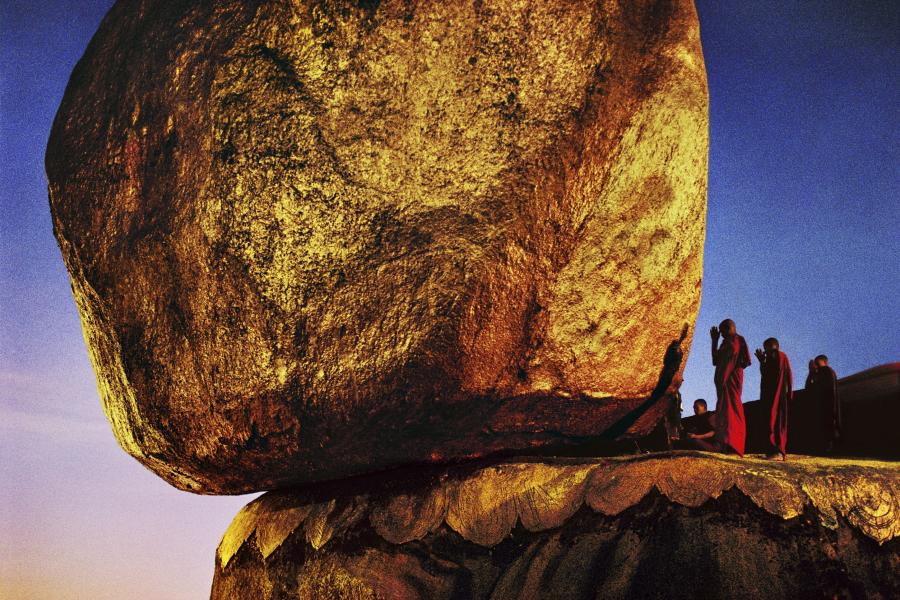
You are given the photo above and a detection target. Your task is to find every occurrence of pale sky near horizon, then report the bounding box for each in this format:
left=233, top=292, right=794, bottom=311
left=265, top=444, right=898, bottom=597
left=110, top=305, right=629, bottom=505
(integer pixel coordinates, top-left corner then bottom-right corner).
left=1, top=1, right=898, bottom=599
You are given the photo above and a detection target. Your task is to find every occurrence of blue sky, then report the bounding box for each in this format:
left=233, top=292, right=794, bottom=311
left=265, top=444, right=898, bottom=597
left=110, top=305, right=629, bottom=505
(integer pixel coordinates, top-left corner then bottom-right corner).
left=680, top=1, right=899, bottom=405
left=1, top=1, right=898, bottom=598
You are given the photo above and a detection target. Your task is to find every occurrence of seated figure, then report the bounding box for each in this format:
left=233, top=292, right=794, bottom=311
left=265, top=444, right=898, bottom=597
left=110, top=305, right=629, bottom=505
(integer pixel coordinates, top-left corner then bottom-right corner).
left=683, top=399, right=719, bottom=452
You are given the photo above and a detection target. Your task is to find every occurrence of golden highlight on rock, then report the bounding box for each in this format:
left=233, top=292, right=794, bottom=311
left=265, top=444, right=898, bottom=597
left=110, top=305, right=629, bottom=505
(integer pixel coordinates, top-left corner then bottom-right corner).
left=47, top=0, right=708, bottom=493
left=212, top=454, right=900, bottom=599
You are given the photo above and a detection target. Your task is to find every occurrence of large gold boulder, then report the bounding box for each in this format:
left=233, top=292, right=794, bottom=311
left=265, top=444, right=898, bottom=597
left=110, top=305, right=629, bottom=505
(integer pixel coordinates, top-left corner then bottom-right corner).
left=47, top=0, right=708, bottom=493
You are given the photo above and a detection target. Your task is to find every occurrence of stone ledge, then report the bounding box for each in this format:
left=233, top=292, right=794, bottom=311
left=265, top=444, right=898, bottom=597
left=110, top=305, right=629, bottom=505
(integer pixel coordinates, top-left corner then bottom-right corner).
left=217, top=452, right=900, bottom=569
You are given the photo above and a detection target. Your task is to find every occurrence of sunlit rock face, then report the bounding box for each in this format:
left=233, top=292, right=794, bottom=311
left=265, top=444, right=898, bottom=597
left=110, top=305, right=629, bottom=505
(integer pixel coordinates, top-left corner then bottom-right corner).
left=47, top=0, right=708, bottom=493
left=211, top=454, right=900, bottom=599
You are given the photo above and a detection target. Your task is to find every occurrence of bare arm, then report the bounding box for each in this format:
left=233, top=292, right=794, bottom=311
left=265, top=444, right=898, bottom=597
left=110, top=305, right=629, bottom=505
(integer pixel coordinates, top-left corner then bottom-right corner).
left=710, top=326, right=720, bottom=365
left=755, top=348, right=766, bottom=373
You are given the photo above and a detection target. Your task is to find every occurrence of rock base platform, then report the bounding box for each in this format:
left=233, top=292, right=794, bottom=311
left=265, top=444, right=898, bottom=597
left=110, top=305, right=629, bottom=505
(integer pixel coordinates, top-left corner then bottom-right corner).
left=212, top=452, right=899, bottom=599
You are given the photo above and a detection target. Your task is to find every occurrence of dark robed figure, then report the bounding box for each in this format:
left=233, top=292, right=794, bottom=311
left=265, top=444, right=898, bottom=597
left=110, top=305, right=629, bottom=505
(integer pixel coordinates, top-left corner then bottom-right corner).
left=710, top=319, right=751, bottom=455
left=756, top=338, right=792, bottom=459
left=806, top=355, right=841, bottom=453
left=684, top=398, right=718, bottom=451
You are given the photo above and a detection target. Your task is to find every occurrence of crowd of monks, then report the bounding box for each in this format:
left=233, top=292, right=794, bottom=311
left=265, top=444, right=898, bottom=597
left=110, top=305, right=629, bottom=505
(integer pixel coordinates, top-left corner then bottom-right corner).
left=676, top=318, right=841, bottom=460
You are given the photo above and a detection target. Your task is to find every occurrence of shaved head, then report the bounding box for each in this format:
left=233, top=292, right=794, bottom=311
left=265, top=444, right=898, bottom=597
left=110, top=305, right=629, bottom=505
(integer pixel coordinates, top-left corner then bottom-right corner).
left=719, top=319, right=736, bottom=336
left=764, top=337, right=779, bottom=351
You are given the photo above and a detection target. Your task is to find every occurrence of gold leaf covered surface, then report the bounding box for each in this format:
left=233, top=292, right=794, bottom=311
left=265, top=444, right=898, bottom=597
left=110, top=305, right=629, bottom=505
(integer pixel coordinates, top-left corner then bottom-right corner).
left=217, top=453, right=900, bottom=568
left=47, top=0, right=708, bottom=493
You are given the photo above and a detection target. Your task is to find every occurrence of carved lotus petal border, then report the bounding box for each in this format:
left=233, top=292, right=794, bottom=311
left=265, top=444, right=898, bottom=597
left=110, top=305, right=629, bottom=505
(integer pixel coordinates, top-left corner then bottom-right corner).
left=217, top=453, right=900, bottom=568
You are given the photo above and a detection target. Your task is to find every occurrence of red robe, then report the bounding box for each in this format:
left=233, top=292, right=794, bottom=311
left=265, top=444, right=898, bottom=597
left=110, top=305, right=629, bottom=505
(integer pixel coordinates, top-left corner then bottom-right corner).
left=760, top=350, right=792, bottom=455
left=713, top=334, right=751, bottom=455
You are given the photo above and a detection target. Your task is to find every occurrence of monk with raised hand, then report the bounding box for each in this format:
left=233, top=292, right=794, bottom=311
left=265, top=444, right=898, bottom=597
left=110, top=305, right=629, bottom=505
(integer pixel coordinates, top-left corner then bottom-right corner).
left=755, top=338, right=792, bottom=460
left=805, top=359, right=817, bottom=389
left=710, top=319, right=751, bottom=456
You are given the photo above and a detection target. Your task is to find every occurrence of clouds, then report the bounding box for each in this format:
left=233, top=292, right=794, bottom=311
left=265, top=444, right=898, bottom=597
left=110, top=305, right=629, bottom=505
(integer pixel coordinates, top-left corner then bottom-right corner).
left=0, top=405, right=108, bottom=441
left=0, top=369, right=108, bottom=443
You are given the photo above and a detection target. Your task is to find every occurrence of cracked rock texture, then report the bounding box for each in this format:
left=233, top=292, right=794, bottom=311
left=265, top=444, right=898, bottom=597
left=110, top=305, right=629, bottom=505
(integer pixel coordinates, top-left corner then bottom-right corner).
left=212, top=453, right=900, bottom=599
left=47, top=0, right=708, bottom=493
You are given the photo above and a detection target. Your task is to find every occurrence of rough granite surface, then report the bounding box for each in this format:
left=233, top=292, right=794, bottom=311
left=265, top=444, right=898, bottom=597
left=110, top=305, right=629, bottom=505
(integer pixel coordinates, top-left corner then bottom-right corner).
left=47, top=0, right=708, bottom=493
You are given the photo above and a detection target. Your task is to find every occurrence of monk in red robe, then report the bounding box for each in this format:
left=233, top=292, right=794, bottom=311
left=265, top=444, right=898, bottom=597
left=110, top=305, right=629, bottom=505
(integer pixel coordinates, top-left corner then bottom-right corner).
left=755, top=337, right=792, bottom=460
left=807, top=354, right=841, bottom=453
left=684, top=398, right=719, bottom=451
left=710, top=319, right=751, bottom=455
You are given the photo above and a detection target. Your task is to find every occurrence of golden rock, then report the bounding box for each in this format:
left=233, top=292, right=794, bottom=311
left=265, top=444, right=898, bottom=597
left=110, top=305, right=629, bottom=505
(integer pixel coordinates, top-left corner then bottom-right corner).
left=47, top=0, right=708, bottom=493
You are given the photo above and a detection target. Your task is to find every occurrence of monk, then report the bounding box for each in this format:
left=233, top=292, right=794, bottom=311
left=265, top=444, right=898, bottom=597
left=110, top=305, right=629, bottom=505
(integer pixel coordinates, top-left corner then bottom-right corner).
left=807, top=354, right=841, bottom=453
left=755, top=338, right=792, bottom=460
left=710, top=319, right=751, bottom=455
left=684, top=398, right=718, bottom=451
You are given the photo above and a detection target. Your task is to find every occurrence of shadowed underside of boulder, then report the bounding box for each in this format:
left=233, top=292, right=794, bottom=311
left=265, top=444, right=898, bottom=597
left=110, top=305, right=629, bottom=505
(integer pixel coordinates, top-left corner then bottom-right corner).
left=47, top=0, right=708, bottom=493
left=211, top=453, right=900, bottom=599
